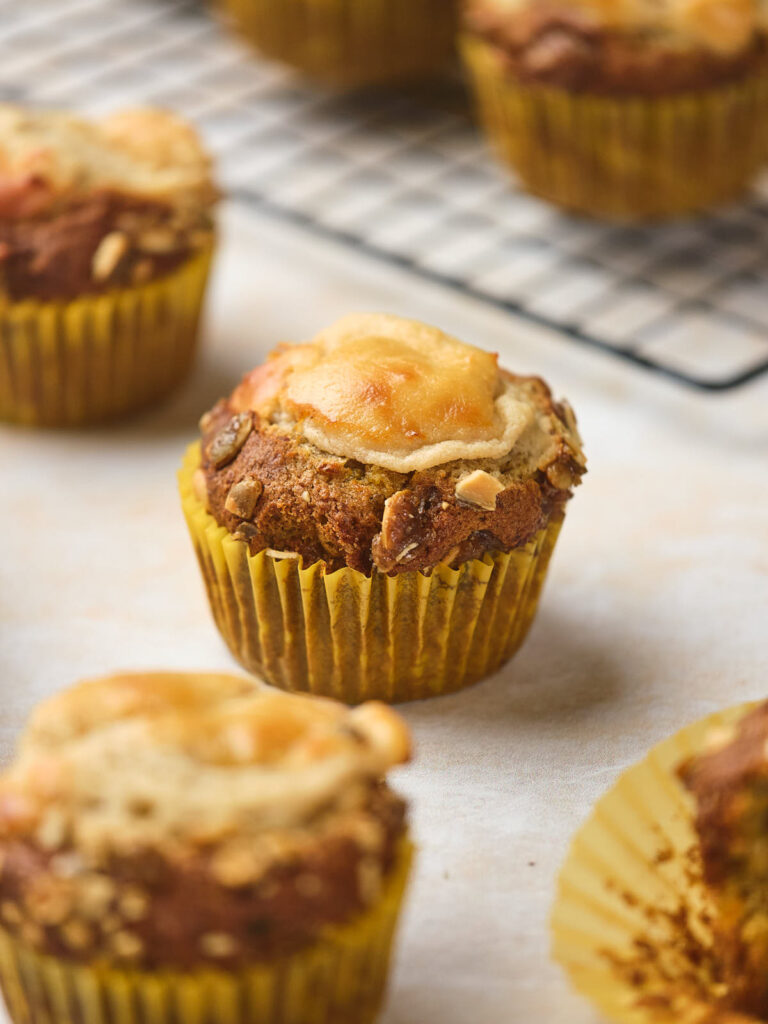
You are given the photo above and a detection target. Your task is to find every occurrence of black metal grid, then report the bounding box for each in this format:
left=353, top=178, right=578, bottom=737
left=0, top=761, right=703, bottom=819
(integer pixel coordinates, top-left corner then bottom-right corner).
left=2, top=0, right=768, bottom=391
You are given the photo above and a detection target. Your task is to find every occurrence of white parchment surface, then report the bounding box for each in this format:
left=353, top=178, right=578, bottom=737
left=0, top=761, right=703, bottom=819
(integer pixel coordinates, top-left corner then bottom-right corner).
left=1, top=203, right=767, bottom=1024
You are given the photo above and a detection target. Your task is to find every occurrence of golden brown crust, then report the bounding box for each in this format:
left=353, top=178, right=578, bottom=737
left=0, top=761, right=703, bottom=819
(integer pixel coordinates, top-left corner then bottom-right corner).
left=464, top=0, right=768, bottom=94
left=229, top=314, right=545, bottom=474
left=0, top=106, right=216, bottom=217
left=199, top=370, right=584, bottom=575
left=0, top=673, right=410, bottom=968
left=1, top=673, right=410, bottom=846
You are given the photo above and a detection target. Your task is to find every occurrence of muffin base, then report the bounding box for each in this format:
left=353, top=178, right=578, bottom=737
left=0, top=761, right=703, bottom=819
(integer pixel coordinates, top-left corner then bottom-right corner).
left=461, top=33, right=768, bottom=221
left=180, top=443, right=564, bottom=703
left=220, top=0, right=456, bottom=88
left=551, top=703, right=760, bottom=1023
left=0, top=245, right=213, bottom=427
left=0, top=840, right=412, bottom=1024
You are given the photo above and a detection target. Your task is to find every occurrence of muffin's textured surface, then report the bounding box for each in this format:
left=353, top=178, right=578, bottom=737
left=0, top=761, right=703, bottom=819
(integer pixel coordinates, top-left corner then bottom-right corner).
left=0, top=105, right=216, bottom=300
left=0, top=672, right=409, bottom=969
left=465, top=0, right=768, bottom=93
left=198, top=314, right=585, bottom=576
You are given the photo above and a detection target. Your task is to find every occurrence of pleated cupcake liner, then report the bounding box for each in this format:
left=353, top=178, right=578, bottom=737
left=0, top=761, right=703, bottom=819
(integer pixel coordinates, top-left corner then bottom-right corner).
left=461, top=34, right=768, bottom=221
left=0, top=245, right=213, bottom=428
left=551, top=703, right=762, bottom=1024
left=0, top=840, right=412, bottom=1024
left=220, top=0, right=457, bottom=88
left=179, top=442, right=564, bottom=703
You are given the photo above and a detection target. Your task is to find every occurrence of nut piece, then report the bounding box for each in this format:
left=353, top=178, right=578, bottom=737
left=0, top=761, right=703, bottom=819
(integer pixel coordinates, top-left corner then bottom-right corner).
left=546, top=462, right=575, bottom=491
left=138, top=228, right=178, bottom=254
left=210, top=841, right=259, bottom=888
left=92, top=232, right=128, bottom=282
left=455, top=471, right=504, bottom=511
left=395, top=542, right=419, bottom=563
left=79, top=875, right=116, bottom=920
left=119, top=886, right=149, bottom=922
left=201, top=932, right=239, bottom=958
left=111, top=930, right=144, bottom=961
left=224, top=477, right=263, bottom=519
left=207, top=414, right=252, bottom=469
left=60, top=919, right=93, bottom=951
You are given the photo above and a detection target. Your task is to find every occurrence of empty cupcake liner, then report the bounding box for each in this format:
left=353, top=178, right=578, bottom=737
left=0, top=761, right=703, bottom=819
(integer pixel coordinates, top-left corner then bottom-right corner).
left=461, top=34, right=768, bottom=221
left=551, top=702, right=762, bottom=1024
left=220, top=0, right=456, bottom=88
left=0, top=245, right=213, bottom=427
left=179, top=442, right=564, bottom=703
left=0, top=840, right=412, bottom=1024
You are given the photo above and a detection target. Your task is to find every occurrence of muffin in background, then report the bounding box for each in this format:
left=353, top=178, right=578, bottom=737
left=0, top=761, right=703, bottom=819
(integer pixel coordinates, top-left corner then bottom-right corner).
left=0, top=105, right=217, bottom=427
left=220, top=0, right=457, bottom=88
left=680, top=702, right=768, bottom=1017
left=460, top=0, right=768, bottom=220
left=0, top=671, right=412, bottom=1024
left=180, top=313, right=585, bottom=703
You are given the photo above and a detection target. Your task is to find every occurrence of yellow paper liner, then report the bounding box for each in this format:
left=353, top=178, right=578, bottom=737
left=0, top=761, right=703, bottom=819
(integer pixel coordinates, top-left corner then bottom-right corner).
left=461, top=34, right=768, bottom=221
left=551, top=702, right=765, bottom=1024
left=0, top=245, right=213, bottom=427
left=179, top=442, right=564, bottom=703
left=0, top=840, right=412, bottom=1024
left=220, top=0, right=456, bottom=88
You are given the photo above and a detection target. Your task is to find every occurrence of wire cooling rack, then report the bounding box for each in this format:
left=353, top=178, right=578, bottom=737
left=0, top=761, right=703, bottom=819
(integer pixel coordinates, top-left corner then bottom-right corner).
left=1, top=0, right=768, bottom=391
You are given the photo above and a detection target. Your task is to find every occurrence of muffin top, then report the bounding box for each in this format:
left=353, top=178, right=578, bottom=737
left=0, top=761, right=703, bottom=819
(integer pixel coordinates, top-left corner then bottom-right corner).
left=230, top=313, right=549, bottom=474
left=0, top=671, right=409, bottom=853
left=464, top=0, right=768, bottom=92
left=0, top=673, right=410, bottom=967
left=197, top=314, right=585, bottom=575
left=0, top=105, right=216, bottom=218
left=0, top=106, right=216, bottom=300
left=679, top=703, right=768, bottom=887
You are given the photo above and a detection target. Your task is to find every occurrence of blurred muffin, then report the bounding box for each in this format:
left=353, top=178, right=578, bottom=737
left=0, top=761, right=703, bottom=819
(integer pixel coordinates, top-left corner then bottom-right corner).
left=0, top=671, right=412, bottom=1024
left=179, top=313, right=585, bottom=702
left=220, top=0, right=457, bottom=88
left=551, top=701, right=768, bottom=1023
left=460, top=0, right=768, bottom=219
left=680, top=702, right=768, bottom=1017
left=0, top=105, right=217, bottom=427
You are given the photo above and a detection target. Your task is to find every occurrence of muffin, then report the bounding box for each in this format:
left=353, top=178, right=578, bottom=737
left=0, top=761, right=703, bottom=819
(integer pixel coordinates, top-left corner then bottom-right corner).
left=680, top=703, right=768, bottom=1017
left=460, top=0, right=768, bottom=220
left=220, top=0, right=457, bottom=88
left=179, top=313, right=586, bottom=703
left=0, top=105, right=217, bottom=427
left=0, top=671, right=412, bottom=1024
left=551, top=701, right=768, bottom=1024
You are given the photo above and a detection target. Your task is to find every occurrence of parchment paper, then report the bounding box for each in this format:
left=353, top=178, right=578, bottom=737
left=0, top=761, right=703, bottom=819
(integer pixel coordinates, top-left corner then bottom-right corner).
left=1, top=203, right=766, bottom=1024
